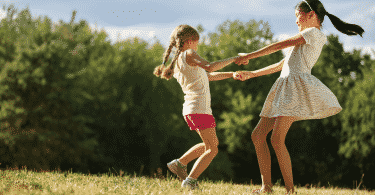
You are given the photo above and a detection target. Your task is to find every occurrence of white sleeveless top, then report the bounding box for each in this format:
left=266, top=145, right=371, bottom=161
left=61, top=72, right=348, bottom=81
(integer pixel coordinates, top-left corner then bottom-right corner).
left=173, top=50, right=212, bottom=116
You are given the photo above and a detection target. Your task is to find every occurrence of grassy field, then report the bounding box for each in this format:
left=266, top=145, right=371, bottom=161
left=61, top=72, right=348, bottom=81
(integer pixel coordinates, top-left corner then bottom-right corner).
left=0, top=166, right=373, bottom=195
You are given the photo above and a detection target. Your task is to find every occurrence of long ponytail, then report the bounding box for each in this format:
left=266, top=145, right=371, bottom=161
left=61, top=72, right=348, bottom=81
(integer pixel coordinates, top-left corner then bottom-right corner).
left=325, top=12, right=364, bottom=37
left=296, top=0, right=364, bottom=37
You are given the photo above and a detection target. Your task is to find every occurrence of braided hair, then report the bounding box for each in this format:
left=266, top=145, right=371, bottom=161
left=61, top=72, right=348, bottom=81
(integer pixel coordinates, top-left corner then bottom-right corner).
left=154, top=25, right=200, bottom=80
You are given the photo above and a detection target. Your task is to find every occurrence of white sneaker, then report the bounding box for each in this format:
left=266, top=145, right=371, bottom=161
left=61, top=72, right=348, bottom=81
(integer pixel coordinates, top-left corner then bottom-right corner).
left=167, top=159, right=188, bottom=180
left=252, top=189, right=274, bottom=194
left=181, top=177, right=199, bottom=190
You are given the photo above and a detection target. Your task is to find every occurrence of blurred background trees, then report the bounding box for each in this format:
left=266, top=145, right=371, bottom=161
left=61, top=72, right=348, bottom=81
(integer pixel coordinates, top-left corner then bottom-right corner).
left=0, top=4, right=374, bottom=190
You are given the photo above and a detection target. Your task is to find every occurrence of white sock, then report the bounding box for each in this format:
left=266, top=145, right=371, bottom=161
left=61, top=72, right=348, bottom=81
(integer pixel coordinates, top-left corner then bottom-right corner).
left=185, top=177, right=196, bottom=181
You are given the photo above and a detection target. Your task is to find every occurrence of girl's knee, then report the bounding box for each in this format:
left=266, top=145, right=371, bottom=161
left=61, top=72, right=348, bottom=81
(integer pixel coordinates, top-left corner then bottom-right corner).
left=204, top=142, right=218, bottom=154
left=205, top=142, right=219, bottom=153
left=251, top=131, right=258, bottom=142
left=214, top=139, right=219, bottom=148
left=251, top=130, right=266, bottom=143
left=210, top=146, right=219, bottom=155
left=208, top=137, right=219, bottom=150
left=270, top=134, right=284, bottom=148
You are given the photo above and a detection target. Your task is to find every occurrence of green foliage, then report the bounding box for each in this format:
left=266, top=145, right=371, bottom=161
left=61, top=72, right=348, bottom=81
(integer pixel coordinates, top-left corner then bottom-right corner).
left=339, top=58, right=375, bottom=159
left=218, top=89, right=262, bottom=153
left=196, top=24, right=205, bottom=34
left=0, top=5, right=99, bottom=171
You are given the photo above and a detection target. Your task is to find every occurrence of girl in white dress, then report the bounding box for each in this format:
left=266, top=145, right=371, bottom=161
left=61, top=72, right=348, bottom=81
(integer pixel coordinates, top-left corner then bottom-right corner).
left=234, top=0, right=364, bottom=194
left=154, top=25, right=242, bottom=190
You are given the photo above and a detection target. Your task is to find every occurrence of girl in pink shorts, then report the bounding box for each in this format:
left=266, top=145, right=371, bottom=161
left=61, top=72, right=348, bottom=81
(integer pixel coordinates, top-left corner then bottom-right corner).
left=154, top=24, right=242, bottom=190
left=184, top=114, right=216, bottom=131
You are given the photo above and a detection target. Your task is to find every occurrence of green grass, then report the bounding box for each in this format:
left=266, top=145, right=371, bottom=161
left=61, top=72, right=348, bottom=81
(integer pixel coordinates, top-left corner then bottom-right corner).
left=0, top=166, right=373, bottom=195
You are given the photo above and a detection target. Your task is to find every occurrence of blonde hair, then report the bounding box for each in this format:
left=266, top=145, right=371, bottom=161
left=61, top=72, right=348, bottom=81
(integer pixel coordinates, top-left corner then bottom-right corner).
left=153, top=25, right=200, bottom=80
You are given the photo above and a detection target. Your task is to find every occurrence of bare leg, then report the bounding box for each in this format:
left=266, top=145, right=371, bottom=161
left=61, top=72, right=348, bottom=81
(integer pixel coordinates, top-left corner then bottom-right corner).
left=178, top=143, right=206, bottom=166
left=187, top=127, right=219, bottom=179
left=251, top=117, right=276, bottom=192
left=271, top=116, right=295, bottom=194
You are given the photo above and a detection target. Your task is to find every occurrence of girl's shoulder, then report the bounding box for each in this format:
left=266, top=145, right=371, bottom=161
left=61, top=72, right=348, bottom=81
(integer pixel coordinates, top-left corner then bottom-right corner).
left=310, top=27, right=326, bottom=37
left=302, top=27, right=323, bottom=35
left=185, top=49, right=199, bottom=67
left=177, top=50, right=194, bottom=69
left=301, top=27, right=327, bottom=45
left=314, top=28, right=327, bottom=44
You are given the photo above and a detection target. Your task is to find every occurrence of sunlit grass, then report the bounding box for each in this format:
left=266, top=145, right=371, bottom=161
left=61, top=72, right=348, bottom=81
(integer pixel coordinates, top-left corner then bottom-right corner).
left=0, top=166, right=373, bottom=194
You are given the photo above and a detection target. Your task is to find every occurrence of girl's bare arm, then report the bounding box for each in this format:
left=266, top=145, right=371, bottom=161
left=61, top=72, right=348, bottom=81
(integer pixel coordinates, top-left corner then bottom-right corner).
left=252, top=59, right=285, bottom=77
left=206, top=72, right=234, bottom=81
left=238, top=33, right=306, bottom=62
left=185, top=49, right=241, bottom=72
left=238, top=59, right=285, bottom=80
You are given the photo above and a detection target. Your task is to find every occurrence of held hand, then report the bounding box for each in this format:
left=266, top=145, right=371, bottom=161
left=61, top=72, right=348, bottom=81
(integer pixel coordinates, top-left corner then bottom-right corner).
left=234, top=56, right=249, bottom=66
left=243, top=71, right=255, bottom=80
left=233, top=72, right=242, bottom=80
left=233, top=71, right=254, bottom=81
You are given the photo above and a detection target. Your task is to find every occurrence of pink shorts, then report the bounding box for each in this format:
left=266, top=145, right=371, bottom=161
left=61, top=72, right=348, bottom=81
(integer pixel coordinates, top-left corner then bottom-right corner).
left=184, top=114, right=216, bottom=131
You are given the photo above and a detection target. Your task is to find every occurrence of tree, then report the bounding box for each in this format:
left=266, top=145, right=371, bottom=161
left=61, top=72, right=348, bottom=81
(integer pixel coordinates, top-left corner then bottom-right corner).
left=0, top=6, right=102, bottom=172
left=338, top=52, right=375, bottom=188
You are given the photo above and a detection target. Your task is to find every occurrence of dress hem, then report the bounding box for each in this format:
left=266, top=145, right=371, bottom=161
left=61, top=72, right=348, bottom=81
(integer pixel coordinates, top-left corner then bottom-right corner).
left=260, top=107, right=342, bottom=121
